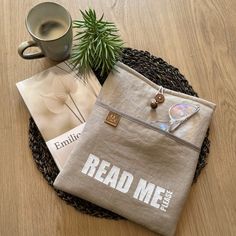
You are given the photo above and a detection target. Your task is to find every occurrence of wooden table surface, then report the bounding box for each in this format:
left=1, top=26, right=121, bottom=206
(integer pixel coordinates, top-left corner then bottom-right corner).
left=1, top=0, right=235, bottom=235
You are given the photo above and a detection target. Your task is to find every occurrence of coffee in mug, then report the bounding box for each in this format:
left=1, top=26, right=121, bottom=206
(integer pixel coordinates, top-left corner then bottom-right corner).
left=18, top=2, right=73, bottom=61
left=35, top=20, right=68, bottom=40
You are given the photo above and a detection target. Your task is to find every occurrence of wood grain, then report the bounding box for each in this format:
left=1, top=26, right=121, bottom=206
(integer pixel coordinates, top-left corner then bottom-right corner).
left=0, top=0, right=235, bottom=235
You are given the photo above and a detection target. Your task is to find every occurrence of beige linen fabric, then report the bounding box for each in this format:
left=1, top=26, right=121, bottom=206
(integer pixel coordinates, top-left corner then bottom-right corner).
left=54, top=62, right=216, bottom=236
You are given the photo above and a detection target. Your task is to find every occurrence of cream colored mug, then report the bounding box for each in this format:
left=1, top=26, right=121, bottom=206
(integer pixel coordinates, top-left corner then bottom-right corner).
left=18, top=2, right=72, bottom=61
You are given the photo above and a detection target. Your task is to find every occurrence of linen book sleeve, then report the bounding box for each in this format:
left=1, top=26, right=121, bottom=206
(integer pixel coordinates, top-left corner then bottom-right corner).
left=54, top=62, right=216, bottom=236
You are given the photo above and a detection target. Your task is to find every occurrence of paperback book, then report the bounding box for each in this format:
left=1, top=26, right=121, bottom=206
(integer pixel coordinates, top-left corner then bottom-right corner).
left=16, top=61, right=101, bottom=170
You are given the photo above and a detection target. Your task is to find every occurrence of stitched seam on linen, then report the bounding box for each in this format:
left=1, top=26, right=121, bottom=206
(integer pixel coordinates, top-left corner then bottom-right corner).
left=96, top=100, right=200, bottom=152
left=116, top=62, right=216, bottom=110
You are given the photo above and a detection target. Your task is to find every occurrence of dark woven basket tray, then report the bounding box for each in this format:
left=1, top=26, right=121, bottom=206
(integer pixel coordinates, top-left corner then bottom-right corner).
left=29, top=47, right=210, bottom=220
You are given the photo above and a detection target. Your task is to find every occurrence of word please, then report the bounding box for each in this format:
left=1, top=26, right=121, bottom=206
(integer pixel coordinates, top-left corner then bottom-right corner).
left=81, top=154, right=173, bottom=212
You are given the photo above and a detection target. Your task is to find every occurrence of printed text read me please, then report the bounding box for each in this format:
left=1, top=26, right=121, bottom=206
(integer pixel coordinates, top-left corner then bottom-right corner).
left=81, top=154, right=173, bottom=212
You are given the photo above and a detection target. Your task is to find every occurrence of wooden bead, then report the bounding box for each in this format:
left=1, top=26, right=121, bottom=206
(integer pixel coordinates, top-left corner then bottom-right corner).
left=150, top=99, right=158, bottom=109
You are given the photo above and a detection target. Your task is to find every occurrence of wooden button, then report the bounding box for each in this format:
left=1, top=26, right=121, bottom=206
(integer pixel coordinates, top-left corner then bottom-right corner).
left=155, top=94, right=165, bottom=103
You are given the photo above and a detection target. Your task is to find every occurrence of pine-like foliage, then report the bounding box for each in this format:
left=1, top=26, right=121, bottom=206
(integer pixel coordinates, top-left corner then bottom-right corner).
left=71, top=9, right=124, bottom=76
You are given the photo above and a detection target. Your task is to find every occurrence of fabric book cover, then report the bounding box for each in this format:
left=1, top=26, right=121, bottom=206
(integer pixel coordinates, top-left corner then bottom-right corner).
left=16, top=61, right=101, bottom=170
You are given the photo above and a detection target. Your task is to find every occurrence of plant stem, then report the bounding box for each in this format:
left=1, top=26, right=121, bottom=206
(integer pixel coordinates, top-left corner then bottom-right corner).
left=65, top=103, right=83, bottom=123
left=69, top=93, right=86, bottom=122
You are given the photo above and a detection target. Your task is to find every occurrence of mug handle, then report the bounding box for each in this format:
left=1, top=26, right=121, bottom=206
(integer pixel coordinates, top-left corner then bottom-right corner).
left=18, top=40, right=45, bottom=59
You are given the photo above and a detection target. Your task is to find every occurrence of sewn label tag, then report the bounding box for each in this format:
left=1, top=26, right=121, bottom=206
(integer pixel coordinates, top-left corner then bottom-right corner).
left=105, top=111, right=121, bottom=127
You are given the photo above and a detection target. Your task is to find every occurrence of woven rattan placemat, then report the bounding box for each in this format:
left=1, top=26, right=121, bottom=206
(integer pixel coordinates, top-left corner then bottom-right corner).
left=29, top=47, right=210, bottom=220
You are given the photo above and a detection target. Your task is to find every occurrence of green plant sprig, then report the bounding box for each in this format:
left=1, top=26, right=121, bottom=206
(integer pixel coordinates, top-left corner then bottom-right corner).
left=70, top=9, right=124, bottom=77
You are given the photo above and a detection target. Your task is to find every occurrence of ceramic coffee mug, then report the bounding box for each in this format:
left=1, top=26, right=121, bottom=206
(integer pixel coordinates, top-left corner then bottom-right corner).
left=18, top=2, right=72, bottom=61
